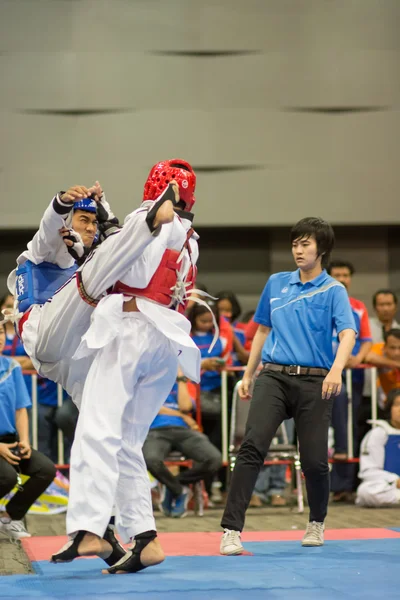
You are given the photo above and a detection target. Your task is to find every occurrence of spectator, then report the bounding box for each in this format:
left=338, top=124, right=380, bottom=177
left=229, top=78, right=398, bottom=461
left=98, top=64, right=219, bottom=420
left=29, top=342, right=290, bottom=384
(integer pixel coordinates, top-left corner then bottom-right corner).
left=143, top=376, right=221, bottom=518
left=370, top=290, right=399, bottom=341
left=0, top=322, right=56, bottom=539
left=0, top=293, right=74, bottom=462
left=360, top=290, right=400, bottom=438
left=185, top=282, right=209, bottom=313
left=356, top=389, right=400, bottom=507
left=327, top=261, right=372, bottom=501
left=188, top=302, right=232, bottom=500
left=216, top=291, right=249, bottom=366
left=365, top=329, right=400, bottom=398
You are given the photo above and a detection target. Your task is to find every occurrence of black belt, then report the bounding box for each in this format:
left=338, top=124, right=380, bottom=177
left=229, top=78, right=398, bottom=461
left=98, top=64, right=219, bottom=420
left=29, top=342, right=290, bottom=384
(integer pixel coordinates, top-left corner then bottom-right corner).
left=262, top=363, right=329, bottom=377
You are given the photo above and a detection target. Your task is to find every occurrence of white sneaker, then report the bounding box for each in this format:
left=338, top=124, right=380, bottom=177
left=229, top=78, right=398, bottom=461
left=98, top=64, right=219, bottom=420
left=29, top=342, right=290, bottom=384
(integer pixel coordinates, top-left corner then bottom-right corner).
left=0, top=518, right=31, bottom=539
left=301, top=521, right=324, bottom=547
left=220, top=529, right=244, bottom=555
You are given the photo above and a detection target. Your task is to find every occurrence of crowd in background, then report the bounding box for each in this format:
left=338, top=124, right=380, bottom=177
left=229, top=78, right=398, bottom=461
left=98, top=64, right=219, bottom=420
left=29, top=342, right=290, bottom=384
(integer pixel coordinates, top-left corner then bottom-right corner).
left=1, top=259, right=400, bottom=535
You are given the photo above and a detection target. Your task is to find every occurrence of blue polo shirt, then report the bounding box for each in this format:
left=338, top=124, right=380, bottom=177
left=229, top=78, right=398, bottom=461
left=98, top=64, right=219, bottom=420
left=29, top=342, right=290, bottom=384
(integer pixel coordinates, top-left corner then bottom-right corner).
left=0, top=356, right=32, bottom=436
left=254, top=269, right=357, bottom=370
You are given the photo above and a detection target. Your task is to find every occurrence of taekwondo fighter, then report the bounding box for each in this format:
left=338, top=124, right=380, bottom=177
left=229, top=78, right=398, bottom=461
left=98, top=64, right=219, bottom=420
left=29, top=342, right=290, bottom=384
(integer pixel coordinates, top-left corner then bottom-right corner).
left=51, top=160, right=203, bottom=575
left=6, top=179, right=181, bottom=566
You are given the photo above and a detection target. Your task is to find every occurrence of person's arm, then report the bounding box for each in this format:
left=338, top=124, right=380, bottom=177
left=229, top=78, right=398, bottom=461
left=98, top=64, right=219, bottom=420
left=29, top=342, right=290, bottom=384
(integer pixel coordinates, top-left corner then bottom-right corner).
left=12, top=356, right=35, bottom=370
left=365, top=350, right=400, bottom=370
left=347, top=340, right=373, bottom=368
left=176, top=378, right=194, bottom=413
left=233, top=332, right=250, bottom=365
left=324, top=286, right=357, bottom=399
left=240, top=325, right=271, bottom=399
left=239, top=279, right=273, bottom=399
left=323, top=328, right=356, bottom=399
left=21, top=186, right=93, bottom=268
left=347, top=305, right=373, bottom=368
left=11, top=360, right=32, bottom=458
left=15, top=408, right=31, bottom=459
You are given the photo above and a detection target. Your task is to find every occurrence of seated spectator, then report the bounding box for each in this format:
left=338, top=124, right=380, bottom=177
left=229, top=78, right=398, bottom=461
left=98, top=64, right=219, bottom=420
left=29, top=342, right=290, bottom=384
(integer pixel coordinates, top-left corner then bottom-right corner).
left=0, top=322, right=56, bottom=539
left=370, top=290, right=399, bottom=341
left=365, top=329, right=400, bottom=399
left=1, top=293, right=74, bottom=462
left=356, top=389, right=400, bottom=507
left=143, top=375, right=221, bottom=518
left=188, top=302, right=233, bottom=500
left=216, top=290, right=249, bottom=366
left=360, top=290, right=400, bottom=442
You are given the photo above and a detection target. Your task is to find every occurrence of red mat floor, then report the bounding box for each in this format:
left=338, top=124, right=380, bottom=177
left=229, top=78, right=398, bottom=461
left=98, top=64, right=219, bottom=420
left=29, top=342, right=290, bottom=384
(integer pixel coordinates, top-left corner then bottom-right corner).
left=22, top=528, right=400, bottom=562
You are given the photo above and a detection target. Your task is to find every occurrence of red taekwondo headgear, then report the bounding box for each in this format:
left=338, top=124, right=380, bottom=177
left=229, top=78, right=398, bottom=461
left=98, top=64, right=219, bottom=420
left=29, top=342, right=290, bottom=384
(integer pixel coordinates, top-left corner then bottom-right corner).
left=143, top=159, right=196, bottom=211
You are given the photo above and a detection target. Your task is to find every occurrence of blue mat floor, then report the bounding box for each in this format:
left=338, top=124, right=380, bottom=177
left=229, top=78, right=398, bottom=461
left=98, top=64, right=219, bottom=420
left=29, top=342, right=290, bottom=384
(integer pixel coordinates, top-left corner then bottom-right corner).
left=1, top=539, right=398, bottom=600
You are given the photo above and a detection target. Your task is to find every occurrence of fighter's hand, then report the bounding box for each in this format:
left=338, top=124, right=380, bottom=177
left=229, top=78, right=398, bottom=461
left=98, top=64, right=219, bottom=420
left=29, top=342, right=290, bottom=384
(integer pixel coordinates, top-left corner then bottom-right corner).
left=86, top=180, right=103, bottom=203
left=238, top=375, right=253, bottom=401
left=170, top=179, right=180, bottom=204
left=60, top=227, right=85, bottom=259
left=60, top=186, right=91, bottom=204
left=322, top=367, right=342, bottom=399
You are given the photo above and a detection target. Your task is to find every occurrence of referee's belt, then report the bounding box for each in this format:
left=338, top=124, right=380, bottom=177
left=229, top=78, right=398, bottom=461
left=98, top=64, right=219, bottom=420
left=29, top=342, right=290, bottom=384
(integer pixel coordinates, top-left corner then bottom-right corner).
left=262, top=363, right=329, bottom=377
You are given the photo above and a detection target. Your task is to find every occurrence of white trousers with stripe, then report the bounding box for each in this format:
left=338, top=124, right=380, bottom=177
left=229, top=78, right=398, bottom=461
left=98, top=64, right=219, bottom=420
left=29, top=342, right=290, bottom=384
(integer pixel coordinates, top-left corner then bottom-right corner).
left=66, top=312, right=178, bottom=542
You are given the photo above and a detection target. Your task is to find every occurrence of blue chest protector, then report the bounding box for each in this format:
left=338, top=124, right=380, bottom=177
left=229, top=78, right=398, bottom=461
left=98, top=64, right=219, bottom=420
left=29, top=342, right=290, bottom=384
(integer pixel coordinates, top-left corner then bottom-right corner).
left=383, top=434, right=400, bottom=477
left=16, top=260, right=77, bottom=313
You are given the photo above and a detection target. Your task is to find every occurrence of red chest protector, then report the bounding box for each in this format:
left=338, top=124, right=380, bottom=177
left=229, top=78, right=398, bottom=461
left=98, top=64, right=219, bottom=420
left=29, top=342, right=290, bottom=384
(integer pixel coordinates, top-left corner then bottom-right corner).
left=113, top=227, right=197, bottom=312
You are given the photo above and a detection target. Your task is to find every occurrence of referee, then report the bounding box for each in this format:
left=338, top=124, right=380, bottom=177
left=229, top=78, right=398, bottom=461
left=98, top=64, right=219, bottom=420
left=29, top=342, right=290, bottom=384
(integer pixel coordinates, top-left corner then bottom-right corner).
left=220, top=217, right=357, bottom=554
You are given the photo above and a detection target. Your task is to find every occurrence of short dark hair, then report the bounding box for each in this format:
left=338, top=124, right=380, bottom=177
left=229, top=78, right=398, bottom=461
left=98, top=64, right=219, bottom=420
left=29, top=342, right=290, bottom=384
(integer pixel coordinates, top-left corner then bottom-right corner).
left=327, top=260, right=355, bottom=276
left=384, top=328, right=400, bottom=343
left=187, top=301, right=219, bottom=332
left=384, top=388, right=400, bottom=421
left=372, top=289, right=398, bottom=308
left=290, top=217, right=335, bottom=268
left=215, top=290, right=242, bottom=323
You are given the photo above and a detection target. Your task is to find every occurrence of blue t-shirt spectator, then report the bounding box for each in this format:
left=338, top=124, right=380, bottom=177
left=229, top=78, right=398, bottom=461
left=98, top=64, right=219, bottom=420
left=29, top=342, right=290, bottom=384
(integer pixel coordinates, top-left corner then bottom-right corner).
left=150, top=383, right=194, bottom=429
left=3, top=333, right=59, bottom=406
left=0, top=355, right=32, bottom=436
left=191, top=333, right=224, bottom=391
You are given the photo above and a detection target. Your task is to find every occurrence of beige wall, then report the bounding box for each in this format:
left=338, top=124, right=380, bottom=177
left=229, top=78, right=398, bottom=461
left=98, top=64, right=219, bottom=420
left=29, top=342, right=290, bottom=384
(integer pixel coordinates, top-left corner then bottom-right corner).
left=1, top=0, right=400, bottom=227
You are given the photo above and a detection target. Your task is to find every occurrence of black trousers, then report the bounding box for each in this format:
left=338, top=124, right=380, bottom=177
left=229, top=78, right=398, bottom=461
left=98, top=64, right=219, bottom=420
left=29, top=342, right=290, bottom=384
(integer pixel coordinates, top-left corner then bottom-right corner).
left=0, top=435, right=56, bottom=521
left=221, top=370, right=333, bottom=532
left=143, top=427, right=222, bottom=497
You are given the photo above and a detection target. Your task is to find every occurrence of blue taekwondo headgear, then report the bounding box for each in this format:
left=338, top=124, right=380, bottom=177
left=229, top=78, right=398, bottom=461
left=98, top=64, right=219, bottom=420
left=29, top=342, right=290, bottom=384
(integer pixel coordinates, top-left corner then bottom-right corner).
left=73, top=197, right=99, bottom=243
left=73, top=197, right=97, bottom=213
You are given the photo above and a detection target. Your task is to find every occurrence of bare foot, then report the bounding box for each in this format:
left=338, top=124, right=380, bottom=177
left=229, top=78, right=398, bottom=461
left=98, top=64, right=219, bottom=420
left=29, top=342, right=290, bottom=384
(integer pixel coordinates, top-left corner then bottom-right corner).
left=140, top=538, right=165, bottom=567
left=78, top=533, right=112, bottom=559
left=101, top=538, right=165, bottom=575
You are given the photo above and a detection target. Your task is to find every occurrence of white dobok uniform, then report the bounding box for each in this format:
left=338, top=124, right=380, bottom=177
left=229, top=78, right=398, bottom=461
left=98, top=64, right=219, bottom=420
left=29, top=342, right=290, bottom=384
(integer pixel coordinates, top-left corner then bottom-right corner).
left=7, top=198, right=175, bottom=408
left=66, top=208, right=200, bottom=542
left=356, top=420, right=400, bottom=507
